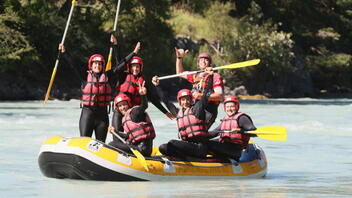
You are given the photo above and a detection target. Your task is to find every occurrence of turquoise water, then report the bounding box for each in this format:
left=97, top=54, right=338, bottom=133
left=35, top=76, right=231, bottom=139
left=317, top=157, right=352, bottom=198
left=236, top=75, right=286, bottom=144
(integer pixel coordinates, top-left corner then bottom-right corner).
left=1, top=99, right=352, bottom=197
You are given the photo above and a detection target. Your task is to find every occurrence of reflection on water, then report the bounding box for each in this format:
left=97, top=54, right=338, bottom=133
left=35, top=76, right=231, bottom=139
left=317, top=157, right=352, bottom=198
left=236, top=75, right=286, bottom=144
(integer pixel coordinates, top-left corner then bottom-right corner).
left=1, top=99, right=352, bottom=198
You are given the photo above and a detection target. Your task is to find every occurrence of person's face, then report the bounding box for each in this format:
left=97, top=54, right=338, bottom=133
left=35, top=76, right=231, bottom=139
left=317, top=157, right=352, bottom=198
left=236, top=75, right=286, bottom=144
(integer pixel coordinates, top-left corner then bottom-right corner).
left=91, top=61, right=103, bottom=73
left=180, top=96, right=191, bottom=109
left=225, top=102, right=238, bottom=117
left=131, top=63, right=141, bottom=76
left=117, top=101, right=130, bottom=115
left=198, top=58, right=210, bottom=70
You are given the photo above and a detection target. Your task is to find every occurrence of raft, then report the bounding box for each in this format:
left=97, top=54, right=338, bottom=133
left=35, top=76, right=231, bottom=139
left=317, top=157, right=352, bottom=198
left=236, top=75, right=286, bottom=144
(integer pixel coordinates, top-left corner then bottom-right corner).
left=38, top=136, right=267, bottom=181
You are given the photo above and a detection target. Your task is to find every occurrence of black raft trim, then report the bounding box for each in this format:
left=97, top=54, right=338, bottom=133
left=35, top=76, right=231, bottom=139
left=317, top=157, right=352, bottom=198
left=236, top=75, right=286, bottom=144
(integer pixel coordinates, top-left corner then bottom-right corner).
left=38, top=152, right=147, bottom=181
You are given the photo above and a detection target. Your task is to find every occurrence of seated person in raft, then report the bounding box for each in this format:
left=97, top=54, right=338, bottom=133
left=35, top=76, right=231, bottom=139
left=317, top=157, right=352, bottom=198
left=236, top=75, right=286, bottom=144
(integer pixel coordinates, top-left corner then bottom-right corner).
left=152, top=68, right=218, bottom=159
left=207, top=96, right=257, bottom=161
left=108, top=81, right=156, bottom=157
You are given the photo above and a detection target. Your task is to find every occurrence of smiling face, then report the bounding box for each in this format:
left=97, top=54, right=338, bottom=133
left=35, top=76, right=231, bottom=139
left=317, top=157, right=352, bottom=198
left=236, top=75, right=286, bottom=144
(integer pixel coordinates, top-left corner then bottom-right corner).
left=225, top=102, right=238, bottom=117
left=116, top=101, right=130, bottom=115
left=130, top=63, right=141, bottom=76
left=91, top=61, right=103, bottom=74
left=179, top=96, right=192, bottom=109
left=197, top=58, right=210, bottom=70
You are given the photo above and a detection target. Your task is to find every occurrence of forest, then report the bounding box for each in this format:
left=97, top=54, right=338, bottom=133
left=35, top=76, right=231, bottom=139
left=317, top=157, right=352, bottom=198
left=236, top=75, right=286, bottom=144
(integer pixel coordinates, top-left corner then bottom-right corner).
left=1, top=0, right=352, bottom=100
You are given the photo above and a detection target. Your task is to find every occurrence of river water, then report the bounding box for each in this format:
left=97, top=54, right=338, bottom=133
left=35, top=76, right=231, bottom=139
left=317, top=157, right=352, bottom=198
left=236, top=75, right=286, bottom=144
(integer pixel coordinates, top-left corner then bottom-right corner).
left=1, top=99, right=352, bottom=198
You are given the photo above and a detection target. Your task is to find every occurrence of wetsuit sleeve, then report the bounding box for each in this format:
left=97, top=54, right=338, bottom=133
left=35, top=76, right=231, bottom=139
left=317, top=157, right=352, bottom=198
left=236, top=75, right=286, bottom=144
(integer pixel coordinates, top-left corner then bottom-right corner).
left=238, top=114, right=256, bottom=132
left=130, top=95, right=148, bottom=122
left=154, top=85, right=179, bottom=114
left=112, top=52, right=135, bottom=73
left=193, top=74, right=214, bottom=120
left=210, top=124, right=221, bottom=132
left=146, top=82, right=169, bottom=114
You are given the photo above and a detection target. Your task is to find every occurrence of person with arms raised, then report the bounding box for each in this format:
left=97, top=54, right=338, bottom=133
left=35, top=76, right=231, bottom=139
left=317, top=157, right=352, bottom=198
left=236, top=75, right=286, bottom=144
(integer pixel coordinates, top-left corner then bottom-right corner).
left=58, top=36, right=139, bottom=142
left=111, top=48, right=177, bottom=135
left=175, top=49, right=224, bottom=128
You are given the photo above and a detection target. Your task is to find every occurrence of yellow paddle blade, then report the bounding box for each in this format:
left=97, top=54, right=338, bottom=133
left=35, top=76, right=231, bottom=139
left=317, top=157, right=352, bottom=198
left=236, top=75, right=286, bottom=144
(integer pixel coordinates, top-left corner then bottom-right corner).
left=105, top=54, right=112, bottom=71
left=219, top=59, right=261, bottom=70
left=44, top=65, right=58, bottom=104
left=251, top=126, right=287, bottom=141
left=132, top=149, right=149, bottom=171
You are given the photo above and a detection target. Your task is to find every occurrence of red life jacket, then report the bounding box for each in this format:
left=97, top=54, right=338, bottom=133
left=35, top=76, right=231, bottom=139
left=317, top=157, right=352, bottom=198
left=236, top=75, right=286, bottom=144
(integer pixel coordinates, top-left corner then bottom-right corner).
left=219, top=112, right=251, bottom=147
left=117, top=74, right=144, bottom=106
left=192, top=73, right=222, bottom=105
left=122, top=106, right=156, bottom=144
left=176, top=107, right=208, bottom=140
left=82, top=71, right=111, bottom=107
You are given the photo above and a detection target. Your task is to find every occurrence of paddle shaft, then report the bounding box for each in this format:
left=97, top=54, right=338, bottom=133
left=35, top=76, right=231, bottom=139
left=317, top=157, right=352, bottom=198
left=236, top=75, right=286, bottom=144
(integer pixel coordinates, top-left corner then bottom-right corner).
left=209, top=131, right=257, bottom=137
left=158, top=59, right=260, bottom=80
left=44, top=0, right=76, bottom=104
left=110, top=130, right=150, bottom=171
left=110, top=130, right=128, bottom=144
left=105, top=0, right=122, bottom=71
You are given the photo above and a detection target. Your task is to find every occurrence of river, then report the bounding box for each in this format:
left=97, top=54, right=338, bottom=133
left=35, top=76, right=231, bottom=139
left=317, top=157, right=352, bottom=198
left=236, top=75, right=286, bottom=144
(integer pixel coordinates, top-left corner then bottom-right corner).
left=1, top=99, right=351, bottom=197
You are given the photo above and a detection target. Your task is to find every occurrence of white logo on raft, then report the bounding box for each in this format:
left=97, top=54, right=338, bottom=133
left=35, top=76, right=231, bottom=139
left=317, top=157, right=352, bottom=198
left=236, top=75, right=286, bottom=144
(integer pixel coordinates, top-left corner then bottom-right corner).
left=87, top=140, right=103, bottom=152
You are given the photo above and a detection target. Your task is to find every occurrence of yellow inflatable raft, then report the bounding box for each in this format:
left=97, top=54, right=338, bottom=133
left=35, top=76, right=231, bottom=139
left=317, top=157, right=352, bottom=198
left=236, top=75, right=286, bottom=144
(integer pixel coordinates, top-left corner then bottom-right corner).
left=38, top=136, right=267, bottom=181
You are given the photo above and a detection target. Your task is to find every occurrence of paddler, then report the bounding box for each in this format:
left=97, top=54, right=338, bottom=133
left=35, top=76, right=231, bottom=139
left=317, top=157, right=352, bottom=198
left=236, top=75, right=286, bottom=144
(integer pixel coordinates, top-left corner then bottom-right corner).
left=108, top=81, right=155, bottom=157
left=175, top=49, right=224, bottom=128
left=152, top=68, right=217, bottom=159
left=207, top=96, right=257, bottom=161
left=58, top=35, right=128, bottom=142
left=111, top=46, right=177, bottom=136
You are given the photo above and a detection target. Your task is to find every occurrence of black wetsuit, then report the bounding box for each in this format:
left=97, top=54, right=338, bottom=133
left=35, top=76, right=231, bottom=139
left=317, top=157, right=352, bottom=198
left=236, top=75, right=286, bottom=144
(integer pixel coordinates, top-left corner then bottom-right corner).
left=109, top=95, right=153, bottom=156
left=157, top=75, right=215, bottom=159
left=207, top=114, right=256, bottom=161
left=62, top=46, right=121, bottom=142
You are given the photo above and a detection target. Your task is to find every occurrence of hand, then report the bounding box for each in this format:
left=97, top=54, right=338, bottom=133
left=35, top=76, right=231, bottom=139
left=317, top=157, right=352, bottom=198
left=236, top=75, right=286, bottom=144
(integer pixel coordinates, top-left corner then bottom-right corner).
left=108, top=126, right=116, bottom=133
left=110, top=35, right=117, bottom=45
left=58, top=43, right=65, bottom=53
left=133, top=42, right=141, bottom=54
left=138, top=80, right=147, bottom=95
left=165, top=112, right=176, bottom=120
left=192, top=91, right=203, bottom=100
left=175, top=47, right=189, bottom=58
left=152, top=76, right=160, bottom=86
left=199, top=67, right=213, bottom=77
left=204, top=67, right=214, bottom=75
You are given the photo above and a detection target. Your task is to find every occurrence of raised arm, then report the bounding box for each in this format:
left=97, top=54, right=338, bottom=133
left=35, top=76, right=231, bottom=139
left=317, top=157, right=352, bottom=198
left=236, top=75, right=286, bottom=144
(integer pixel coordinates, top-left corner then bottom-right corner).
left=193, top=71, right=214, bottom=120
left=112, top=42, right=141, bottom=73
left=175, top=48, right=189, bottom=78
left=58, top=43, right=83, bottom=82
left=151, top=76, right=179, bottom=116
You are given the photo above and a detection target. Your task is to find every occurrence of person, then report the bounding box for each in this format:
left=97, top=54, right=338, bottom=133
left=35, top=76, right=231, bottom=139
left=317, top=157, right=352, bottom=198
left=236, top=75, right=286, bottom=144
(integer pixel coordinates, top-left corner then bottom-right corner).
left=153, top=69, right=216, bottom=159
left=111, top=51, right=177, bottom=136
left=58, top=36, right=140, bottom=143
left=108, top=81, right=155, bottom=157
left=207, top=96, right=257, bottom=161
left=175, top=49, right=224, bottom=128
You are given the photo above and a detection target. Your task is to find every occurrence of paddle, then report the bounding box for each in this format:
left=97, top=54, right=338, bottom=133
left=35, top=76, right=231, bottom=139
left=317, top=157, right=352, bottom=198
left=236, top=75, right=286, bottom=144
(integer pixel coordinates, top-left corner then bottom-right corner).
left=44, top=0, right=77, bottom=104
left=105, top=0, right=122, bottom=71
left=157, top=59, right=260, bottom=80
left=110, top=130, right=149, bottom=171
left=210, top=126, right=287, bottom=141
